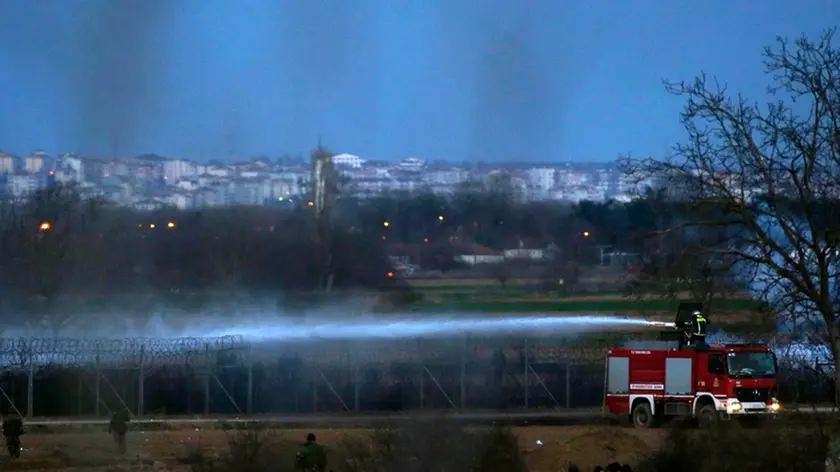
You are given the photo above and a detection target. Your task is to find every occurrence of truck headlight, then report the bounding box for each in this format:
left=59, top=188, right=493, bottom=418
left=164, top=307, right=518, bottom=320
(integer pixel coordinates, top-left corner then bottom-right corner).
left=769, top=399, right=782, bottom=411
left=729, top=401, right=742, bottom=412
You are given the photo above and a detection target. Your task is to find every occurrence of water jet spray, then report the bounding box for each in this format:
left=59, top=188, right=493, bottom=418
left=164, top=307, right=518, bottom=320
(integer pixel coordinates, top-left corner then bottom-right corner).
left=206, top=314, right=653, bottom=343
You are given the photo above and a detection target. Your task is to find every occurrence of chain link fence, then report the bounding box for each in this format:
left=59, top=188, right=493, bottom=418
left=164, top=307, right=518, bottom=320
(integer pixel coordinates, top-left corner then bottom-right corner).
left=0, top=335, right=833, bottom=417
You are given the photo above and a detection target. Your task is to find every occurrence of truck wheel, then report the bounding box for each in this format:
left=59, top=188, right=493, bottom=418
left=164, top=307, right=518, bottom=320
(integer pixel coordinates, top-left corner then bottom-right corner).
left=697, top=404, right=719, bottom=429
left=632, top=402, right=655, bottom=428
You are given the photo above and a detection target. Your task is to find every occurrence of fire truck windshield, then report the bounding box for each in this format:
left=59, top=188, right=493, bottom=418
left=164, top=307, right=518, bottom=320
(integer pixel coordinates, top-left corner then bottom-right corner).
left=726, top=351, right=777, bottom=378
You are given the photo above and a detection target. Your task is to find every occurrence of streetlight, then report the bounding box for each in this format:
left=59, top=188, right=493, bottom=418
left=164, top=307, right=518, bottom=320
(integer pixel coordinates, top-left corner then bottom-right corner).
left=583, top=231, right=590, bottom=237
left=383, top=221, right=390, bottom=227
left=167, top=222, right=176, bottom=229
left=149, top=223, right=156, bottom=229
left=39, top=222, right=51, bottom=232
left=438, top=215, right=444, bottom=221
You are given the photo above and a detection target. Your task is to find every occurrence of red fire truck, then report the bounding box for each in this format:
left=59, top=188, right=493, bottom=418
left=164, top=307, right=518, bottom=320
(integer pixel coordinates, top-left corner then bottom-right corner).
left=604, top=303, right=782, bottom=428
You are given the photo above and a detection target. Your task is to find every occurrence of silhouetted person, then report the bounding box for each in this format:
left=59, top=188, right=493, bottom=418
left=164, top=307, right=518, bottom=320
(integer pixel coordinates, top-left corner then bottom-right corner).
left=109, top=408, right=130, bottom=455
left=1, top=410, right=23, bottom=458
left=593, top=467, right=603, bottom=472
left=683, top=311, right=707, bottom=347
left=619, top=465, right=633, bottom=472
left=296, top=433, right=327, bottom=472
left=567, top=463, right=580, bottom=472
left=605, top=463, right=622, bottom=472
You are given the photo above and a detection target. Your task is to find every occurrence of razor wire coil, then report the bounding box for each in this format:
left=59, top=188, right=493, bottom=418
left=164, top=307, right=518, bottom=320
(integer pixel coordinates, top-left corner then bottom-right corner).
left=0, top=333, right=828, bottom=371
left=0, top=335, right=613, bottom=370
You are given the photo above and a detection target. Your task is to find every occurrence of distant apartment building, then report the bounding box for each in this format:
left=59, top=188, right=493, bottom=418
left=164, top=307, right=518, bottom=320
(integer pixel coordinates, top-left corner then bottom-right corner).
left=163, top=158, right=198, bottom=182
left=231, top=178, right=271, bottom=206
left=270, top=178, right=299, bottom=200
left=206, top=165, right=230, bottom=177
left=194, top=183, right=231, bottom=207
left=0, top=153, right=16, bottom=174
left=164, top=191, right=193, bottom=210
left=350, top=178, right=390, bottom=197
left=24, top=152, right=46, bottom=173
left=100, top=184, right=132, bottom=205
left=526, top=167, right=556, bottom=191
left=55, top=153, right=84, bottom=182
left=174, top=179, right=200, bottom=192
left=134, top=199, right=166, bottom=211
left=8, top=173, right=44, bottom=198
left=397, top=157, right=425, bottom=172
left=102, top=159, right=130, bottom=178
left=423, top=168, right=467, bottom=186
left=332, top=153, right=364, bottom=169
left=197, top=173, right=223, bottom=187
left=525, top=168, right=557, bottom=200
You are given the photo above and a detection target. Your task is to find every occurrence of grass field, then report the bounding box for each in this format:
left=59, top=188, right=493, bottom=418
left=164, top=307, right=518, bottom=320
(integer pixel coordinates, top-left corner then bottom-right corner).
left=4, top=415, right=827, bottom=472
left=401, top=298, right=758, bottom=313
left=0, top=426, right=663, bottom=471
left=375, top=286, right=765, bottom=330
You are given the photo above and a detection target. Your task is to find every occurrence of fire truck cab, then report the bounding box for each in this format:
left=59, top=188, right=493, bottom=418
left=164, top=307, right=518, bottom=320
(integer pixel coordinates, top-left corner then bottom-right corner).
left=604, top=303, right=782, bottom=428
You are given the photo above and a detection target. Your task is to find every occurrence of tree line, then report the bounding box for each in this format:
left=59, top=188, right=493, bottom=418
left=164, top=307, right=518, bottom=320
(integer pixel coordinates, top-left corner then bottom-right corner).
left=0, top=175, right=723, bottom=301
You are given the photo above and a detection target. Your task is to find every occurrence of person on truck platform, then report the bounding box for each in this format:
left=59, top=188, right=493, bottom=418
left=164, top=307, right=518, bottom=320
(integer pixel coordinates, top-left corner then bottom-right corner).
left=685, top=310, right=707, bottom=346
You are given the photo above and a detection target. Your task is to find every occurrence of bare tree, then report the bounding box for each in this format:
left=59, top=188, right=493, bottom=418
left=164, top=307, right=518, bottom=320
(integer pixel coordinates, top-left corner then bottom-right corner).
left=621, top=29, right=840, bottom=400
left=629, top=222, right=742, bottom=312
left=0, top=183, right=105, bottom=328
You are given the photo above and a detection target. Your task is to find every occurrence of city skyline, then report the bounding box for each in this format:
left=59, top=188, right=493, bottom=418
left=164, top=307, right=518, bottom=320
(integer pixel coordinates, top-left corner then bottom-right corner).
left=0, top=151, right=632, bottom=208
left=0, top=0, right=833, bottom=161
left=0, top=148, right=621, bottom=166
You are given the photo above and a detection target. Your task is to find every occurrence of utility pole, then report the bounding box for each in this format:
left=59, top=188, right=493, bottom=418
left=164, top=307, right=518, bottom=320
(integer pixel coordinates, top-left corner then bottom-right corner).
left=311, top=144, right=335, bottom=292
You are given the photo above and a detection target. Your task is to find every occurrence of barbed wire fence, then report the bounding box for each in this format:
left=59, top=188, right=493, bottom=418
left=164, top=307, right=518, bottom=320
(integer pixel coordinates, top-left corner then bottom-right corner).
left=0, top=334, right=833, bottom=418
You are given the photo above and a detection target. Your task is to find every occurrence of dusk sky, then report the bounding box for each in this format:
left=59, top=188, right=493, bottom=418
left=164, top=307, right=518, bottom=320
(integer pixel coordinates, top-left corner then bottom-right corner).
left=0, top=0, right=834, bottom=162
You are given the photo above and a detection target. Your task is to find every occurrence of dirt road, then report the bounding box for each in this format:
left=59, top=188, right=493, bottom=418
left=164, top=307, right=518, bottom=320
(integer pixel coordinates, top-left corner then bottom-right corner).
left=0, top=426, right=662, bottom=471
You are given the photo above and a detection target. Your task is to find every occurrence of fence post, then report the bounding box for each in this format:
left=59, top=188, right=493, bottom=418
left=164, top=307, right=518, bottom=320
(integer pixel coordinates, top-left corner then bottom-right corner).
left=27, top=339, right=34, bottom=418
left=460, top=335, right=467, bottom=409
left=312, top=372, right=318, bottom=413
left=419, top=365, right=425, bottom=409
left=523, top=338, right=529, bottom=409
left=204, top=343, right=210, bottom=416
left=353, top=363, right=360, bottom=412
left=95, top=343, right=101, bottom=417
left=246, top=345, right=253, bottom=415
left=565, top=362, right=571, bottom=409
left=138, top=345, right=145, bottom=417
left=77, top=376, right=83, bottom=416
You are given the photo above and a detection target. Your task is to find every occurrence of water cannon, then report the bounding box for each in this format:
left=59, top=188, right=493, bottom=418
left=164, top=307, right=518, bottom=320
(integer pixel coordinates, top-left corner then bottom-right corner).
left=644, top=320, right=677, bottom=329
left=655, top=301, right=706, bottom=344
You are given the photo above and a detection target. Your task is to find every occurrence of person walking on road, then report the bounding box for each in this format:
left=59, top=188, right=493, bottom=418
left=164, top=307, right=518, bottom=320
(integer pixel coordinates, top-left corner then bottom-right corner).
left=108, top=408, right=130, bottom=455
left=1, top=409, right=23, bottom=459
